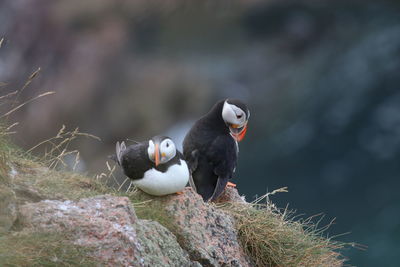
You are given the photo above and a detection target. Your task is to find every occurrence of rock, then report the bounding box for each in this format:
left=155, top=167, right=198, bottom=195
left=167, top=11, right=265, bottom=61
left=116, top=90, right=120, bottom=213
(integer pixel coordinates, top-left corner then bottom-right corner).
left=18, top=195, right=195, bottom=266
left=19, top=195, right=143, bottom=266
left=136, top=220, right=200, bottom=267
left=135, top=188, right=253, bottom=267
left=215, top=187, right=247, bottom=204
left=0, top=185, right=17, bottom=234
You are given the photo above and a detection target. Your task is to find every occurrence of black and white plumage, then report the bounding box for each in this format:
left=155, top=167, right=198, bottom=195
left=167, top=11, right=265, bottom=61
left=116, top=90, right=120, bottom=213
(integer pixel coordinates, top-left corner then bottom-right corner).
left=183, top=99, right=250, bottom=201
left=112, top=136, right=189, bottom=196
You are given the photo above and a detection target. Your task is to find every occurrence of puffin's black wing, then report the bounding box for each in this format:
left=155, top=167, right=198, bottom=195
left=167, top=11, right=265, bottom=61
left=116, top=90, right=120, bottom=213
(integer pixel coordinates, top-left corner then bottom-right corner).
left=185, top=149, right=199, bottom=173
left=183, top=132, right=201, bottom=192
left=187, top=149, right=199, bottom=191
left=207, top=135, right=237, bottom=201
left=119, top=142, right=151, bottom=180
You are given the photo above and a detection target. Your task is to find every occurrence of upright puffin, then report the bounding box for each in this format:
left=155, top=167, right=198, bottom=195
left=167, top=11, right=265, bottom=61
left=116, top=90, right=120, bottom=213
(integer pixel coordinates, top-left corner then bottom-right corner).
left=183, top=99, right=250, bottom=201
left=111, top=136, right=189, bottom=196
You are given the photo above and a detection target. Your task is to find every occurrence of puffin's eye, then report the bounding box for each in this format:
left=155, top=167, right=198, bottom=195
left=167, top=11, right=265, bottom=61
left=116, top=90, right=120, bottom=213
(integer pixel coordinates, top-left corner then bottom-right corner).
left=237, top=114, right=243, bottom=119
left=166, top=142, right=169, bottom=148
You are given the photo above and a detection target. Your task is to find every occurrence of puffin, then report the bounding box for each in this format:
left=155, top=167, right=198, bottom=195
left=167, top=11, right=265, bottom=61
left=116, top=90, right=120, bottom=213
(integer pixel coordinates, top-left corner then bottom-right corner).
left=111, top=136, right=189, bottom=196
left=183, top=99, right=250, bottom=201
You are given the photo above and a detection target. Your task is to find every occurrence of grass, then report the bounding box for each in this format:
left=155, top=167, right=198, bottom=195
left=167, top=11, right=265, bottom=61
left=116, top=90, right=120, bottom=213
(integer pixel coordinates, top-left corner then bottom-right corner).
left=0, top=123, right=17, bottom=185
left=220, top=189, right=347, bottom=267
left=0, top=231, right=99, bottom=267
left=0, top=132, right=109, bottom=202
left=0, top=152, right=10, bottom=184
left=14, top=162, right=109, bottom=200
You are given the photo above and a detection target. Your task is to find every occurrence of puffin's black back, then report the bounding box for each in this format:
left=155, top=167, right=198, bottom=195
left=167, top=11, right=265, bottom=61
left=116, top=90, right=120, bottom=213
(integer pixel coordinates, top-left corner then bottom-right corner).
left=119, top=142, right=151, bottom=180
left=183, top=99, right=238, bottom=201
left=119, top=141, right=184, bottom=180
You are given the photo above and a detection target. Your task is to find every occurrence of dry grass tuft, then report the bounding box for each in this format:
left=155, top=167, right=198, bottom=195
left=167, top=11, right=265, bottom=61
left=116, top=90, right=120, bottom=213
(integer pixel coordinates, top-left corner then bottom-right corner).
left=0, top=67, right=54, bottom=121
left=26, top=125, right=100, bottom=170
left=96, top=160, right=137, bottom=193
left=0, top=64, right=56, bottom=171
left=220, top=188, right=347, bottom=267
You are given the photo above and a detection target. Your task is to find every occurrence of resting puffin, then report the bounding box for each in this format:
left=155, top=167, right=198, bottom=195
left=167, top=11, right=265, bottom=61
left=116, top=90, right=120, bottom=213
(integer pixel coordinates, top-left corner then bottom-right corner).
left=111, top=136, right=189, bottom=196
left=183, top=99, right=250, bottom=201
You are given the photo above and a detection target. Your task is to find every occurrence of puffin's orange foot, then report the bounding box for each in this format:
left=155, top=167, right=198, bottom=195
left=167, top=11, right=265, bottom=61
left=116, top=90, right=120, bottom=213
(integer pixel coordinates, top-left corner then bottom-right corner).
left=226, top=182, right=236, bottom=188
left=176, top=191, right=184, bottom=195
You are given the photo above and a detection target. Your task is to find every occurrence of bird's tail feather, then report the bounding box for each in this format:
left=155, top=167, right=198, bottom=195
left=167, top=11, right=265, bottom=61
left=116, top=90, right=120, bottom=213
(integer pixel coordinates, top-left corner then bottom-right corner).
left=109, top=141, right=126, bottom=165
left=116, top=141, right=126, bottom=165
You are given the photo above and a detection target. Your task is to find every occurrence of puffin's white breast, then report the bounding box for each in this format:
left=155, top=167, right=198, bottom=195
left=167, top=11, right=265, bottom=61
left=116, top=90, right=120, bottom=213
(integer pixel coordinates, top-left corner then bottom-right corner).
left=132, top=160, right=189, bottom=196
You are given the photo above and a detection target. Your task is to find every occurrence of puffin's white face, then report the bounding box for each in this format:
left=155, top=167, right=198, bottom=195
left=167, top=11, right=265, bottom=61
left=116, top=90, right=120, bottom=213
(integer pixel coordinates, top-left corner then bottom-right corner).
left=222, top=101, right=248, bottom=126
left=159, top=138, right=176, bottom=163
left=222, top=101, right=249, bottom=141
left=148, top=138, right=176, bottom=166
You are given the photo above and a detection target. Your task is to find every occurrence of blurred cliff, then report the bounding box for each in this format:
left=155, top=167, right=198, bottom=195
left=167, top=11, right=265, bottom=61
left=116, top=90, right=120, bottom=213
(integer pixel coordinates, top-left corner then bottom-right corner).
left=1, top=0, right=400, bottom=266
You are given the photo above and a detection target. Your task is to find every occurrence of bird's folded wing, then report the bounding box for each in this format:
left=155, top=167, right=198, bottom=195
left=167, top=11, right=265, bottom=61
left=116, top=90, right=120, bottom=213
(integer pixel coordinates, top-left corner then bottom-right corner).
left=207, top=136, right=237, bottom=201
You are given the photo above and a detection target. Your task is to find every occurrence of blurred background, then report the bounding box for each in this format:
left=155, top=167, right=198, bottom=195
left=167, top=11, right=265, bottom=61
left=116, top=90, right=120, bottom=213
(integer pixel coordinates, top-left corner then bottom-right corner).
left=1, top=0, right=400, bottom=266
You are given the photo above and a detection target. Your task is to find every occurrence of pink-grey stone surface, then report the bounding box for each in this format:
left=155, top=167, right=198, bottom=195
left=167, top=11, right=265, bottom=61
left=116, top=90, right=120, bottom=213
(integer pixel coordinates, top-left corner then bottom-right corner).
left=18, top=195, right=197, bottom=266
left=135, top=188, right=253, bottom=267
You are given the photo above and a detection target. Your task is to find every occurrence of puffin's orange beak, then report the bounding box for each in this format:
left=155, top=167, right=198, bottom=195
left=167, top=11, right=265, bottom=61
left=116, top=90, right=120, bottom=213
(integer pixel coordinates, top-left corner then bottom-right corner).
left=155, top=143, right=160, bottom=166
left=237, top=123, right=248, bottom=142
left=231, top=123, right=248, bottom=142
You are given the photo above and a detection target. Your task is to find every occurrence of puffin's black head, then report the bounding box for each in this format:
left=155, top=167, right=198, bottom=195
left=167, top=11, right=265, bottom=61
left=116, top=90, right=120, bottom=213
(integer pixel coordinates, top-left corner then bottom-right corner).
left=147, top=136, right=177, bottom=166
left=222, top=99, right=250, bottom=142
